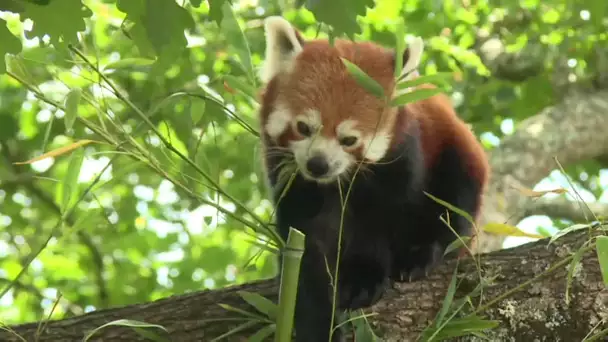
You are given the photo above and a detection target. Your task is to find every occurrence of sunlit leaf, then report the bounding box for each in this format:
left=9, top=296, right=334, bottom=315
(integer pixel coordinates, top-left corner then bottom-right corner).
left=300, top=0, right=375, bottom=37
left=481, top=222, right=544, bottom=239
left=0, top=19, right=22, bottom=74
left=20, top=0, right=92, bottom=46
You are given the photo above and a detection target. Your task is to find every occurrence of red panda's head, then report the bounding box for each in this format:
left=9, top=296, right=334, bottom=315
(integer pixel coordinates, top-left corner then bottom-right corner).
left=259, top=16, right=424, bottom=184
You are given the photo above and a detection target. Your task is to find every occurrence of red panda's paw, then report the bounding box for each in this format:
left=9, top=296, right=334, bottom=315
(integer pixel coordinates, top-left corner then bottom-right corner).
left=337, top=258, right=390, bottom=310
left=394, top=241, right=444, bottom=283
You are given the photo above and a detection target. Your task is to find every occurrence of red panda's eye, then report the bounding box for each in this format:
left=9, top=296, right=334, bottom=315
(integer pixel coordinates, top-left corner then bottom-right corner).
left=339, top=136, right=358, bottom=147
left=296, top=121, right=312, bottom=137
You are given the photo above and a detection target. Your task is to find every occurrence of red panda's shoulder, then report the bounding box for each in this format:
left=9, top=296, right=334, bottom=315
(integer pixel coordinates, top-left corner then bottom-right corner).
left=395, top=84, right=489, bottom=187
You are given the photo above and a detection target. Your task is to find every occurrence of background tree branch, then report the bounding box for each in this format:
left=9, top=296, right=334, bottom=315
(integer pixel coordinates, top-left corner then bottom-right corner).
left=523, top=197, right=608, bottom=223
left=1, top=228, right=604, bottom=342
left=471, top=34, right=608, bottom=254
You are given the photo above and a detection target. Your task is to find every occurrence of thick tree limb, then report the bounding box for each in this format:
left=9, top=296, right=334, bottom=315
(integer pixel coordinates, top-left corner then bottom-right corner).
left=523, top=197, right=608, bottom=223
left=1, top=229, right=606, bottom=341
left=471, top=33, right=608, bottom=253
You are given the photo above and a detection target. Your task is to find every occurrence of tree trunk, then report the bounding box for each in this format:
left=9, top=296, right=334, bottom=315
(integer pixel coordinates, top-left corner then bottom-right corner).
left=2, top=228, right=605, bottom=342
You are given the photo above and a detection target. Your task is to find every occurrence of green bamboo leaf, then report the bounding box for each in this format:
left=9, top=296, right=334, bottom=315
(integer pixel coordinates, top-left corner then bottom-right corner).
left=221, top=2, right=255, bottom=85
left=224, top=75, right=258, bottom=100
left=59, top=148, right=85, bottom=212
left=64, top=88, right=81, bottom=131
left=596, top=236, right=608, bottom=286
left=444, top=236, right=471, bottom=256
left=341, top=58, right=385, bottom=99
left=391, top=88, right=443, bottom=107
left=103, top=58, right=155, bottom=71
left=237, top=291, right=277, bottom=319
left=424, top=192, right=475, bottom=227
left=247, top=323, right=276, bottom=342
left=217, top=303, right=266, bottom=320
left=432, top=315, right=499, bottom=340
left=83, top=319, right=168, bottom=341
left=394, top=19, right=406, bottom=78
left=397, top=72, right=455, bottom=90
left=435, top=263, right=459, bottom=325
left=565, top=244, right=588, bottom=304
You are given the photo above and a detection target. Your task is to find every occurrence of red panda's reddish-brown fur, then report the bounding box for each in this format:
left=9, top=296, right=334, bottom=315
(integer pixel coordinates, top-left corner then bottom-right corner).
left=394, top=82, right=490, bottom=214
left=260, top=38, right=489, bottom=212
left=258, top=17, right=490, bottom=342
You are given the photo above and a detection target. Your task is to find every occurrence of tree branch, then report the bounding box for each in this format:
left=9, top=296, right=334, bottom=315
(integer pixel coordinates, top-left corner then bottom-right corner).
left=471, top=33, right=608, bottom=253
left=523, top=197, right=608, bottom=223
left=1, top=229, right=605, bottom=341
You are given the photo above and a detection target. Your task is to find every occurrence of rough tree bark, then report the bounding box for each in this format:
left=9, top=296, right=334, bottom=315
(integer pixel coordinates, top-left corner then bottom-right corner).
left=1, top=228, right=606, bottom=341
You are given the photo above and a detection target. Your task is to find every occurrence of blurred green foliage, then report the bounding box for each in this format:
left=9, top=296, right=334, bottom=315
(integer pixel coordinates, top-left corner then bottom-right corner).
left=0, top=0, right=606, bottom=327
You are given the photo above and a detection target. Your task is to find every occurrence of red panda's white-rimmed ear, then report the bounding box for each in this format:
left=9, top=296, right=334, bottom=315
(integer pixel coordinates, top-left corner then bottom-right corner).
left=398, top=37, right=424, bottom=81
left=259, top=16, right=305, bottom=83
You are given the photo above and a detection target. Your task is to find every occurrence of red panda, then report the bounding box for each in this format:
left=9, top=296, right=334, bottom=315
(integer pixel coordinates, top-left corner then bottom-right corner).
left=257, top=16, right=490, bottom=342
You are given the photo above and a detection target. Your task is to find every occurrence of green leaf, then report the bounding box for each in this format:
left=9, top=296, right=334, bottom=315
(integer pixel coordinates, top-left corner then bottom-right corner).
left=116, top=0, right=155, bottom=58
left=396, top=72, right=455, bottom=90
left=144, top=0, right=195, bottom=70
left=237, top=290, right=277, bottom=319
left=300, top=0, right=375, bottom=38
left=247, top=323, right=276, bottom=342
left=64, top=88, right=81, bottom=131
left=481, top=222, right=544, bottom=239
left=103, top=58, right=156, bottom=72
left=596, top=236, right=608, bottom=287
left=208, top=0, right=228, bottom=25
left=424, top=192, right=476, bottom=227
left=0, top=19, right=22, bottom=74
left=394, top=19, right=406, bottom=78
left=341, top=58, right=385, bottom=99
left=444, top=236, right=471, bottom=256
left=390, top=88, right=443, bottom=107
left=20, top=0, right=93, bottom=46
left=189, top=0, right=203, bottom=7
left=549, top=223, right=594, bottom=245
left=223, top=75, right=257, bottom=99
left=220, top=2, right=255, bottom=85
left=117, top=0, right=195, bottom=71
left=432, top=315, right=499, bottom=340
left=83, top=319, right=168, bottom=341
left=435, top=264, right=459, bottom=325
left=217, top=303, right=267, bottom=320
left=58, top=147, right=85, bottom=212
left=565, top=244, right=588, bottom=304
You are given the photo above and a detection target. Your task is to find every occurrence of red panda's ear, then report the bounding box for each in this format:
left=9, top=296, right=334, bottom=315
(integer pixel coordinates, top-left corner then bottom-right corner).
left=396, top=37, right=424, bottom=81
left=259, top=16, right=306, bottom=83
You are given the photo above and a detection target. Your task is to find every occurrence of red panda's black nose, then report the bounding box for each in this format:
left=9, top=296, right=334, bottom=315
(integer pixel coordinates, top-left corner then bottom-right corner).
left=306, top=155, right=329, bottom=177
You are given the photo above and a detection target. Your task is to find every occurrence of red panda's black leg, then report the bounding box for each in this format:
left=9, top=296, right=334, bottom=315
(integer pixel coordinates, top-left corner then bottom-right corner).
left=337, top=232, right=392, bottom=310
left=395, top=144, right=483, bottom=282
